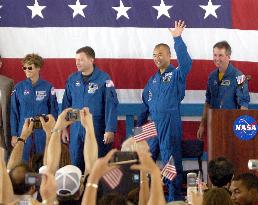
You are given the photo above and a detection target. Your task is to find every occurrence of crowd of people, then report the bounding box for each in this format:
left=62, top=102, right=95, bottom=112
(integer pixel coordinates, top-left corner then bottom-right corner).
left=0, top=20, right=257, bottom=205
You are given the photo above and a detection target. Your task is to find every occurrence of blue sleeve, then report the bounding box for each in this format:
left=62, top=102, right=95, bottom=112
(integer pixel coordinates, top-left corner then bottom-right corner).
left=236, top=81, right=250, bottom=108
left=48, top=87, right=59, bottom=119
left=10, top=88, right=19, bottom=136
left=104, top=82, right=119, bottom=132
left=174, top=36, right=192, bottom=79
left=137, top=84, right=150, bottom=126
left=62, top=80, right=72, bottom=111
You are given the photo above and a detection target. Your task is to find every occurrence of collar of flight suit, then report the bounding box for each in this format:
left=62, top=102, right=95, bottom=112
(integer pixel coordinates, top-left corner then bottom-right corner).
left=216, top=63, right=235, bottom=80
left=158, top=64, right=175, bottom=76
left=25, top=77, right=42, bottom=87
left=79, top=65, right=101, bottom=83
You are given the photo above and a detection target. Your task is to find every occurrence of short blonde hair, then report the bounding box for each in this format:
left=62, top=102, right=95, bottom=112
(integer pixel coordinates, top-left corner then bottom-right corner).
left=22, top=53, right=44, bottom=68
left=121, top=137, right=149, bottom=152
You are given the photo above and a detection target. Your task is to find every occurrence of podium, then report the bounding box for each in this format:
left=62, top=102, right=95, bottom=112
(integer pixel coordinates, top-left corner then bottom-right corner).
left=207, top=109, right=258, bottom=175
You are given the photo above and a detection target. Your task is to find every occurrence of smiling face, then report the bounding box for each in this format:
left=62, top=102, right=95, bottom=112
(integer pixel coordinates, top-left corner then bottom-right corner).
left=230, top=180, right=257, bottom=205
left=213, top=47, right=230, bottom=70
left=22, top=63, right=40, bottom=80
left=153, top=45, right=171, bottom=71
left=75, top=52, right=94, bottom=73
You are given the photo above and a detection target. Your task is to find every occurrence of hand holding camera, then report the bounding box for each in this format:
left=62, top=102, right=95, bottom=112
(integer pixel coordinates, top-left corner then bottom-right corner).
left=65, top=109, right=81, bottom=121
left=130, top=150, right=159, bottom=174
left=19, top=118, right=34, bottom=141
left=108, top=151, right=139, bottom=166
left=39, top=114, right=56, bottom=134
left=30, top=114, right=49, bottom=129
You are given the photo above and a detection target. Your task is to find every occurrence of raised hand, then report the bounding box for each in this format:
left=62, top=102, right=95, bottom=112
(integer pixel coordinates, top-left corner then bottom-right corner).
left=169, top=20, right=186, bottom=37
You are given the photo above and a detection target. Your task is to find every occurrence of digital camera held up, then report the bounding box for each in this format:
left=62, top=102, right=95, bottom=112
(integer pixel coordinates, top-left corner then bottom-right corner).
left=30, top=114, right=49, bottom=129
left=108, top=151, right=139, bottom=166
left=66, top=109, right=81, bottom=121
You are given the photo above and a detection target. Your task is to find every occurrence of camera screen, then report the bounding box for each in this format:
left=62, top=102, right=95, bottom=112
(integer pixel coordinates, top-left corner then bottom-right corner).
left=27, top=176, right=36, bottom=184
left=132, top=173, right=140, bottom=183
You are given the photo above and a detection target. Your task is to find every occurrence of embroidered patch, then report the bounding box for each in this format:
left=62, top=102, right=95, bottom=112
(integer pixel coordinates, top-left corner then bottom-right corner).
left=162, top=72, right=173, bottom=82
left=221, top=80, right=230, bottom=86
left=36, top=90, right=47, bottom=101
left=236, top=75, right=246, bottom=85
left=51, top=87, right=56, bottom=95
left=23, top=89, right=30, bottom=95
left=148, top=91, right=152, bottom=102
left=75, top=81, right=81, bottom=87
left=88, top=83, right=98, bottom=94
left=11, top=89, right=16, bottom=96
left=106, top=80, right=114, bottom=87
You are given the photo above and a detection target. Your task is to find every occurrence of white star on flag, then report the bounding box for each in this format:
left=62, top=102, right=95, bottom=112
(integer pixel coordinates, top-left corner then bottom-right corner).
left=68, top=0, right=87, bottom=18
left=27, top=0, right=46, bottom=19
left=112, top=0, right=131, bottom=20
left=199, top=0, right=221, bottom=19
left=152, top=0, right=173, bottom=19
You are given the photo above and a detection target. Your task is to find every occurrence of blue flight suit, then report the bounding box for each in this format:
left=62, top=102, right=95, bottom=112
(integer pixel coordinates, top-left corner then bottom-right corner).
left=206, top=63, right=250, bottom=109
left=137, top=36, right=192, bottom=202
left=10, top=78, right=58, bottom=161
left=62, top=66, right=118, bottom=171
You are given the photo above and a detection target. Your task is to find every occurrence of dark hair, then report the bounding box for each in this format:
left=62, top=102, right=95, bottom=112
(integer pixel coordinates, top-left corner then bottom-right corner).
left=213, top=41, right=232, bottom=56
left=232, top=173, right=258, bottom=192
left=9, top=163, right=34, bottom=195
left=203, top=188, right=233, bottom=205
left=98, top=193, right=127, bottom=205
left=22, top=53, right=44, bottom=68
left=76, top=46, right=95, bottom=59
left=154, top=43, right=171, bottom=54
left=208, top=157, right=234, bottom=187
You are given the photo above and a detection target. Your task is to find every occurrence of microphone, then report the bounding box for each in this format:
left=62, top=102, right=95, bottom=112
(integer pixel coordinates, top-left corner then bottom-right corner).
left=248, top=159, right=258, bottom=170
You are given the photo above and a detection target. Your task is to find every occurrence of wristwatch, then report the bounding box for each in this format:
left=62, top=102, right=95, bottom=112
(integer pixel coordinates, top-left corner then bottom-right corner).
left=17, top=138, right=26, bottom=143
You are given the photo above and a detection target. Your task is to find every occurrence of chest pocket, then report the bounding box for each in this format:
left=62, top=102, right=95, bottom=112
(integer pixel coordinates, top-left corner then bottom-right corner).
left=35, top=90, right=48, bottom=103
left=88, top=84, right=104, bottom=116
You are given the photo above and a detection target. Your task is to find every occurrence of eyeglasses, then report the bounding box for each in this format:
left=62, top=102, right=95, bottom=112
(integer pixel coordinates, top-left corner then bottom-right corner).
left=22, top=66, right=33, bottom=71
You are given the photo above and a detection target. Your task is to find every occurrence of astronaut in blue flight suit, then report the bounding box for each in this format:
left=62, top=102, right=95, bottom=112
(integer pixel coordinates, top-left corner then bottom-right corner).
left=197, top=41, right=250, bottom=139
left=10, top=54, right=58, bottom=161
left=137, top=21, right=192, bottom=202
left=62, top=46, right=118, bottom=171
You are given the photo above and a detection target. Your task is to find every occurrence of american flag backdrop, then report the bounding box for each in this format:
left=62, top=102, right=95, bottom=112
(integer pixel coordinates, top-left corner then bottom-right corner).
left=0, top=0, right=258, bottom=149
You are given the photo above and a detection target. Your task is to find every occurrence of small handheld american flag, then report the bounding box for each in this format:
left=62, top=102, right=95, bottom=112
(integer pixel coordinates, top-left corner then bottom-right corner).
left=133, top=121, right=157, bottom=142
left=161, top=156, right=177, bottom=181
left=102, top=168, right=123, bottom=189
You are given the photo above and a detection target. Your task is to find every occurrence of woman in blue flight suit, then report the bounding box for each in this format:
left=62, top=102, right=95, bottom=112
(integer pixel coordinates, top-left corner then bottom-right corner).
left=10, top=54, right=58, bottom=162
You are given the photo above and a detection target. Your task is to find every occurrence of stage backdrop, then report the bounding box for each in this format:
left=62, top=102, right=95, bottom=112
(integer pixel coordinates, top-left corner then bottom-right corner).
left=0, top=0, right=258, bottom=151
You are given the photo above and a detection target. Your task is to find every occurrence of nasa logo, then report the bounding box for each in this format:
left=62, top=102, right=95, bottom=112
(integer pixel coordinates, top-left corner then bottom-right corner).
left=233, top=115, right=257, bottom=140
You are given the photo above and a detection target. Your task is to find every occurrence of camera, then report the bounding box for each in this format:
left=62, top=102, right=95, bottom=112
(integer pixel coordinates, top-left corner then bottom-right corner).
left=187, top=172, right=198, bottom=204
left=25, top=172, right=42, bottom=186
left=30, top=114, right=49, bottom=129
left=109, top=151, right=139, bottom=165
left=248, top=159, right=258, bottom=170
left=66, top=109, right=81, bottom=121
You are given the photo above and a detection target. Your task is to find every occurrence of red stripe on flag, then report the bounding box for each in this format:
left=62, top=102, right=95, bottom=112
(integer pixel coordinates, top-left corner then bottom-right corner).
left=161, top=164, right=177, bottom=181
left=231, top=0, right=258, bottom=30
left=102, top=168, right=123, bottom=189
left=134, top=122, right=157, bottom=142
